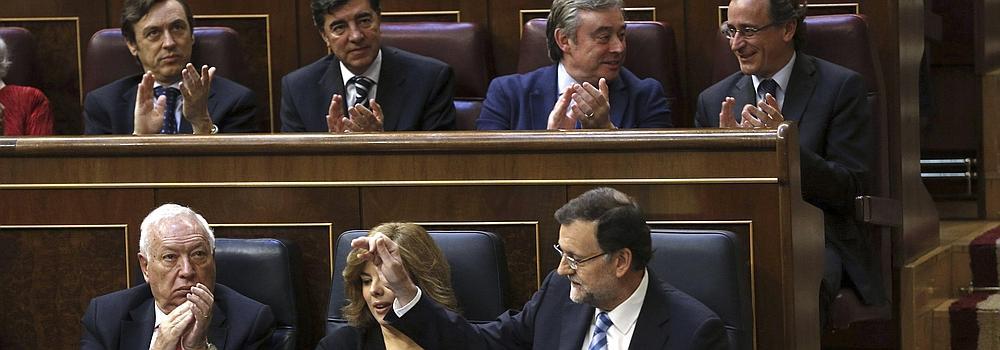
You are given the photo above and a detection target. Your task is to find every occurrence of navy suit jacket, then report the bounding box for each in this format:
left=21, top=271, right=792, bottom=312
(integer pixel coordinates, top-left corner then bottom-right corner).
left=386, top=270, right=727, bottom=350
left=694, top=53, right=885, bottom=305
left=476, top=65, right=672, bottom=130
left=80, top=283, right=274, bottom=350
left=279, top=46, right=456, bottom=132
left=83, top=74, right=258, bottom=134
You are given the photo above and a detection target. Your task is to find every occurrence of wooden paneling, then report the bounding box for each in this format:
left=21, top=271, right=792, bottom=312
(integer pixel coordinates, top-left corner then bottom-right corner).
left=195, top=16, right=274, bottom=132
left=0, top=225, right=129, bottom=349
left=983, top=71, right=1000, bottom=218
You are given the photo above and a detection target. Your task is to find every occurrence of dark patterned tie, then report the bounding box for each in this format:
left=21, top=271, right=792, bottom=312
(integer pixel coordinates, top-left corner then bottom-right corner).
left=587, top=311, right=612, bottom=350
left=758, top=78, right=779, bottom=101
left=154, top=86, right=181, bottom=134
left=348, top=75, right=376, bottom=109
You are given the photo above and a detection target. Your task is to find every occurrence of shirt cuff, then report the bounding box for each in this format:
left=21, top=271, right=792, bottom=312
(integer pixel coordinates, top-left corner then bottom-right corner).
left=393, top=287, right=422, bottom=317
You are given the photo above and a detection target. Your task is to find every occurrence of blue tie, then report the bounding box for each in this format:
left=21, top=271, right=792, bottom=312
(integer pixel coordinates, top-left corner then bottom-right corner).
left=347, top=75, right=375, bottom=108
left=588, top=311, right=612, bottom=350
left=758, top=78, right=778, bottom=101
left=154, top=86, right=181, bottom=134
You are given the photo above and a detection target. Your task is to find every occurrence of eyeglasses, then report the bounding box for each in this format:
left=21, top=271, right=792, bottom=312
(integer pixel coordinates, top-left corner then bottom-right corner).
left=553, top=244, right=606, bottom=270
left=720, top=21, right=780, bottom=39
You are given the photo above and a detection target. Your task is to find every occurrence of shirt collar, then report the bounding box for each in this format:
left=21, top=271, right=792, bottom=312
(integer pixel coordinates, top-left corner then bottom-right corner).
left=153, top=81, right=182, bottom=91
left=600, top=269, right=649, bottom=335
left=340, top=49, right=383, bottom=87
left=556, top=62, right=579, bottom=95
left=752, top=51, right=796, bottom=94
left=153, top=303, right=167, bottom=328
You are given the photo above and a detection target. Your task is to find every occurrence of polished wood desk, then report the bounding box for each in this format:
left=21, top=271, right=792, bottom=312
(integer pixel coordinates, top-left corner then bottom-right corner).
left=0, top=127, right=823, bottom=349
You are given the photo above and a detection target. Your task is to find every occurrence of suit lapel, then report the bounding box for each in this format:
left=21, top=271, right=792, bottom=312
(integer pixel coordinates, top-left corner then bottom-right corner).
left=530, top=65, right=559, bottom=130
left=629, top=275, right=672, bottom=350
left=120, top=297, right=155, bottom=349
left=730, top=75, right=755, bottom=124
left=781, top=54, right=818, bottom=123
left=208, top=302, right=229, bottom=349
left=608, top=77, right=627, bottom=128
left=377, top=48, right=406, bottom=131
left=319, top=55, right=348, bottom=120
left=122, top=83, right=139, bottom=134
left=559, top=301, right=594, bottom=350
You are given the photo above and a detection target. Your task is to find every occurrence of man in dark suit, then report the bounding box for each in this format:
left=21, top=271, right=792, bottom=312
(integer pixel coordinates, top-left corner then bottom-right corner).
left=80, top=204, right=274, bottom=349
left=694, top=0, right=886, bottom=323
left=353, top=187, right=727, bottom=349
left=476, top=0, right=671, bottom=130
left=280, top=0, right=456, bottom=132
left=84, top=0, right=257, bottom=135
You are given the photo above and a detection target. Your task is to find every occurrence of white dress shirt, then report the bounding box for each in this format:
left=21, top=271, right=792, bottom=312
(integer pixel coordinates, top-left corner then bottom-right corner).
left=339, top=50, right=383, bottom=107
left=148, top=303, right=169, bottom=350
left=751, top=52, right=796, bottom=110
left=579, top=269, right=650, bottom=350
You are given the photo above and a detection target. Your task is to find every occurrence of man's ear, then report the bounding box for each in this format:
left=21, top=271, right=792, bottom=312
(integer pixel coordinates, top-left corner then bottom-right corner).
left=126, top=39, right=139, bottom=57
left=782, top=20, right=797, bottom=44
left=555, top=28, right=572, bottom=53
left=614, top=248, right=633, bottom=278
left=138, top=253, right=150, bottom=282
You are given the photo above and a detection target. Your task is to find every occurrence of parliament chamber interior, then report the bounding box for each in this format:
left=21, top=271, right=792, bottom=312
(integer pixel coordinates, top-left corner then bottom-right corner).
left=1, top=0, right=997, bottom=349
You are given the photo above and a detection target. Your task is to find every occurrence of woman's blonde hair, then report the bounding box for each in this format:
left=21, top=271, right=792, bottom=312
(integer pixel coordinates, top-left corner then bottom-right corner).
left=341, top=223, right=460, bottom=327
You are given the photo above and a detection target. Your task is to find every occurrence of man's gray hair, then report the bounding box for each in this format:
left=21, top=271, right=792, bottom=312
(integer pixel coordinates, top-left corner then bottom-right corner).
left=139, top=203, right=215, bottom=256
left=546, top=0, right=624, bottom=62
left=0, top=37, right=11, bottom=81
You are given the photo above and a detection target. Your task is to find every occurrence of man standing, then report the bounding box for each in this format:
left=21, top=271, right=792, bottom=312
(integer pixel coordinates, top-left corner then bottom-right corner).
left=80, top=204, right=274, bottom=349
left=280, top=0, right=456, bottom=132
left=694, top=0, right=886, bottom=321
left=353, top=187, right=726, bottom=349
left=476, top=0, right=671, bottom=130
left=84, top=0, right=257, bottom=135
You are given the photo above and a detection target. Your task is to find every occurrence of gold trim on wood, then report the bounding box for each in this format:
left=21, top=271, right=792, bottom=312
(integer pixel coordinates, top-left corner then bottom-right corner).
left=718, top=2, right=860, bottom=24
left=382, top=11, right=461, bottom=22
left=0, top=17, right=83, bottom=105
left=193, top=15, right=275, bottom=132
left=0, top=178, right=780, bottom=189
left=647, top=220, right=757, bottom=350
left=0, top=224, right=131, bottom=287
left=519, top=7, right=657, bottom=37
left=210, top=222, right=335, bottom=275
left=413, top=220, right=543, bottom=288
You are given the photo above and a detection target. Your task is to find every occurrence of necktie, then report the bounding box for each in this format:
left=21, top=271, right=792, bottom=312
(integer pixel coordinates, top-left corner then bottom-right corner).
left=588, top=311, right=613, bottom=350
left=154, top=86, right=181, bottom=134
left=758, top=78, right=779, bottom=101
left=348, top=75, right=375, bottom=109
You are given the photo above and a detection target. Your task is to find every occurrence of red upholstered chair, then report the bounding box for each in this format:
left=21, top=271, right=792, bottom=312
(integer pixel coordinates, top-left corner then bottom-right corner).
left=518, top=18, right=685, bottom=126
left=0, top=27, right=39, bottom=87
left=83, top=27, right=248, bottom=98
left=380, top=22, right=495, bottom=130
left=712, top=14, right=900, bottom=330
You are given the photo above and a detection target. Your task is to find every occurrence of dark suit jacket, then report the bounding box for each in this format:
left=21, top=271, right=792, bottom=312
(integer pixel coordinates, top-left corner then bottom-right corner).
left=83, top=74, right=258, bottom=134
left=694, top=53, right=885, bottom=305
left=476, top=65, right=672, bottom=130
left=315, top=324, right=385, bottom=350
left=279, top=46, right=456, bottom=132
left=80, top=283, right=275, bottom=350
left=386, top=270, right=727, bottom=350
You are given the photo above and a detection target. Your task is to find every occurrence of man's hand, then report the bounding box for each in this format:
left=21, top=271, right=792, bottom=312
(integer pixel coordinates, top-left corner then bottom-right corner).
left=571, top=78, right=613, bottom=129
left=150, top=302, right=195, bottom=350
left=547, top=86, right=577, bottom=130
left=325, top=94, right=346, bottom=132
left=719, top=94, right=784, bottom=129
left=133, top=72, right=166, bottom=135
left=180, top=64, right=216, bottom=134
left=718, top=97, right=741, bottom=128
left=181, top=283, right=215, bottom=350
left=342, top=100, right=384, bottom=132
left=350, top=233, right=418, bottom=305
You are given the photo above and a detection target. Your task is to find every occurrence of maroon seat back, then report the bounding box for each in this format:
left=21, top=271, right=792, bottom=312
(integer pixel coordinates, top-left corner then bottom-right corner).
left=380, top=22, right=494, bottom=130
left=518, top=19, right=684, bottom=125
left=0, top=27, right=39, bottom=87
left=83, top=27, right=247, bottom=97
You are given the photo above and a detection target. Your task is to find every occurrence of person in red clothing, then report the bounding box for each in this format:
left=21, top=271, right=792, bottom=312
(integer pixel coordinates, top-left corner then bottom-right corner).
left=0, top=37, right=53, bottom=135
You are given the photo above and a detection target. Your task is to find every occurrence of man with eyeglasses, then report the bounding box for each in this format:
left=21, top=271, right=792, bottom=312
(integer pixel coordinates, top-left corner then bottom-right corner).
left=279, top=0, right=456, bottom=132
left=694, top=0, right=885, bottom=326
left=350, top=187, right=727, bottom=349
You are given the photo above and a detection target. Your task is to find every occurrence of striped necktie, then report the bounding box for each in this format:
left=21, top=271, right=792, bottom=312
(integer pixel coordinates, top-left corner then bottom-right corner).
left=588, top=311, right=613, bottom=350
left=348, top=75, right=375, bottom=109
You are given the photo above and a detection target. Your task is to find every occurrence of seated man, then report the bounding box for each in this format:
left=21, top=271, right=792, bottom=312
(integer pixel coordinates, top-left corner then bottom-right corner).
left=477, top=0, right=672, bottom=130
left=694, top=0, right=886, bottom=323
left=355, top=187, right=727, bottom=349
left=84, top=0, right=257, bottom=135
left=280, top=0, right=456, bottom=132
left=80, top=204, right=274, bottom=349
